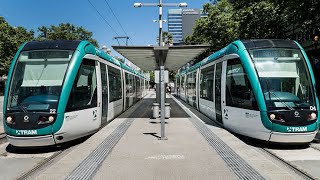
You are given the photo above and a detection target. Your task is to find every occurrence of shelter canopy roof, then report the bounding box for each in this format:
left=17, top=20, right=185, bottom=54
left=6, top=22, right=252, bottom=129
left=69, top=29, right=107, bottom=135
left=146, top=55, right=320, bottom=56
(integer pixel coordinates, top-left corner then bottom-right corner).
left=112, top=45, right=210, bottom=71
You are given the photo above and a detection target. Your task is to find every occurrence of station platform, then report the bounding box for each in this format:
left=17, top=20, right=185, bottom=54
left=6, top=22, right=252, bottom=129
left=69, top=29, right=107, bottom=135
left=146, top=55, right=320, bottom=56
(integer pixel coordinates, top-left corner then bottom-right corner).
left=33, top=90, right=302, bottom=180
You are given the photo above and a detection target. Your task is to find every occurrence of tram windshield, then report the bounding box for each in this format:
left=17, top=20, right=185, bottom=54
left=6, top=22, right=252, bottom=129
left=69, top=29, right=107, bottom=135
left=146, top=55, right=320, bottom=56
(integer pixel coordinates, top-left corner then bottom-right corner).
left=7, top=50, right=73, bottom=112
left=249, top=48, right=315, bottom=110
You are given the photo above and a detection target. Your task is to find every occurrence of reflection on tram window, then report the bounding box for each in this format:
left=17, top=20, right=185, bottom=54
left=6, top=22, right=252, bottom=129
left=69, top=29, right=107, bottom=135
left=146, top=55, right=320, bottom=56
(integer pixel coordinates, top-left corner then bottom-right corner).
left=108, top=66, right=122, bottom=102
left=200, top=65, right=214, bottom=101
left=67, top=59, right=97, bottom=111
left=226, top=58, right=257, bottom=110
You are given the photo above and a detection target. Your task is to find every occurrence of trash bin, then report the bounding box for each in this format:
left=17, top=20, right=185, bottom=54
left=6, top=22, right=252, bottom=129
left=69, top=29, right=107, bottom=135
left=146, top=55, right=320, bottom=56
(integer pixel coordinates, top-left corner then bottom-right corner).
left=165, top=103, right=170, bottom=119
left=152, top=103, right=159, bottom=118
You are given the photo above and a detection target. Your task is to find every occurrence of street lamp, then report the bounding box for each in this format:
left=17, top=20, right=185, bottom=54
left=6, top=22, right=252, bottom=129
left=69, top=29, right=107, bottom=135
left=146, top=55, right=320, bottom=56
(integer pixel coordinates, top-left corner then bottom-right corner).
left=134, top=1, right=187, bottom=140
left=133, top=1, right=187, bottom=47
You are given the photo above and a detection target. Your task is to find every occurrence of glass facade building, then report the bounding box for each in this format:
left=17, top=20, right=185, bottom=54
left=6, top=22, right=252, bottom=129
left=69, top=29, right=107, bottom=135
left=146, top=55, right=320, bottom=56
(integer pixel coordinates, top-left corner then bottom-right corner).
left=168, top=9, right=183, bottom=45
left=168, top=9, right=207, bottom=45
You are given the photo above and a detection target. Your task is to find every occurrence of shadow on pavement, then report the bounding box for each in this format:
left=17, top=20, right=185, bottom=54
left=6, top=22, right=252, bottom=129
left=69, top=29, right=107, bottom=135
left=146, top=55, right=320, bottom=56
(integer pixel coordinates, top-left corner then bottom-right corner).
left=123, top=98, right=190, bottom=119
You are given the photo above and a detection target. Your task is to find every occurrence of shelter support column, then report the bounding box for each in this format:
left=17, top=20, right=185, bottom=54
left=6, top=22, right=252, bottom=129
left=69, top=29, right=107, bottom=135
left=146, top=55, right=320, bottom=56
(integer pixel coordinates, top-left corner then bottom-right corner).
left=160, top=65, right=167, bottom=140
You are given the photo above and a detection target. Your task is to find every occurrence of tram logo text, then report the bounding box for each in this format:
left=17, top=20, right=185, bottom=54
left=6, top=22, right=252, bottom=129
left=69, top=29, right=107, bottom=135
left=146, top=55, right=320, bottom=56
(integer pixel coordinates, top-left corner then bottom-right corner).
left=287, top=127, right=307, bottom=132
left=16, top=130, right=37, bottom=135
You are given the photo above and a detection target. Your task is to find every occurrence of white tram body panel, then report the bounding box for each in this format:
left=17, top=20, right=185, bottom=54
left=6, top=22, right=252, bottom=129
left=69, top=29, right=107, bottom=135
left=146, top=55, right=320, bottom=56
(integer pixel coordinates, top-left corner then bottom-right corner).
left=55, top=107, right=101, bottom=144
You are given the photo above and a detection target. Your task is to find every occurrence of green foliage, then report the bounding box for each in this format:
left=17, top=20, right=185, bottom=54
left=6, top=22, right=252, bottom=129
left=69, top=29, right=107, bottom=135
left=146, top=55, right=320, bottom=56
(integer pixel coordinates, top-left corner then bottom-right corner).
left=169, top=70, right=176, bottom=82
left=37, top=23, right=98, bottom=47
left=185, top=0, right=293, bottom=55
left=162, top=31, right=173, bottom=45
left=285, top=0, right=320, bottom=35
left=0, top=17, right=34, bottom=74
left=185, top=0, right=239, bottom=52
left=0, top=19, right=99, bottom=74
left=233, top=1, right=287, bottom=39
left=149, top=71, right=155, bottom=82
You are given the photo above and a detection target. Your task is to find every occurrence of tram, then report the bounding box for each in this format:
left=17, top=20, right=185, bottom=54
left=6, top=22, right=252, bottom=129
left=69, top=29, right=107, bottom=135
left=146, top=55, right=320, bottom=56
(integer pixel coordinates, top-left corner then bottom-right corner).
left=175, top=39, right=319, bottom=143
left=3, top=40, right=148, bottom=147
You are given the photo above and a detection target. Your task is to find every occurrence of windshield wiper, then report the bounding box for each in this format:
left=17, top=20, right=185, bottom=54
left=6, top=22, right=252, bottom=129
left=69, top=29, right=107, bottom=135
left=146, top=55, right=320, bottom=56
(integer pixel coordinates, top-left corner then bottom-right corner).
left=10, top=94, right=28, bottom=113
left=265, top=80, right=295, bottom=110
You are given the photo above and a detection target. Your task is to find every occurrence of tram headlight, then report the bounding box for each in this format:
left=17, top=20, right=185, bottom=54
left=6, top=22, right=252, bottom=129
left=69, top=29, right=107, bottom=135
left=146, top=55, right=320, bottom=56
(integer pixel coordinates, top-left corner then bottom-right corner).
left=270, top=114, right=276, bottom=120
left=6, top=116, right=15, bottom=124
left=48, top=116, right=55, bottom=122
left=38, top=115, right=55, bottom=124
left=308, top=112, right=317, bottom=121
left=269, top=113, right=285, bottom=122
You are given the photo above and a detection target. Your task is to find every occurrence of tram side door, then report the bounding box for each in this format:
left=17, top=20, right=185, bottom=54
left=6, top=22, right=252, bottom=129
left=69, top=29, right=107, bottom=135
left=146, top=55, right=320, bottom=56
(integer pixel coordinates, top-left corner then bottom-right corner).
left=215, top=62, right=223, bottom=124
left=100, top=63, right=108, bottom=125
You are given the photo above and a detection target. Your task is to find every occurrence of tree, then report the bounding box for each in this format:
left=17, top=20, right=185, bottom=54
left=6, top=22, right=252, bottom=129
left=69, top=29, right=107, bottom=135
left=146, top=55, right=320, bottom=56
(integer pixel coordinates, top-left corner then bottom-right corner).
left=285, top=0, right=320, bottom=39
left=232, top=0, right=287, bottom=39
left=184, top=0, right=239, bottom=52
left=37, top=23, right=98, bottom=47
left=0, top=17, right=34, bottom=74
left=162, top=31, right=173, bottom=45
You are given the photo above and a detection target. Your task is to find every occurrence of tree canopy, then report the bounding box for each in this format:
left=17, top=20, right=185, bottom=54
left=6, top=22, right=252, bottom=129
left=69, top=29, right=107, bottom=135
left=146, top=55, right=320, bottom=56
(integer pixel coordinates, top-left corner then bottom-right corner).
left=37, top=23, right=98, bottom=47
left=0, top=17, right=34, bottom=75
left=0, top=18, right=99, bottom=74
left=162, top=31, right=173, bottom=46
left=185, top=0, right=320, bottom=63
left=185, top=0, right=239, bottom=51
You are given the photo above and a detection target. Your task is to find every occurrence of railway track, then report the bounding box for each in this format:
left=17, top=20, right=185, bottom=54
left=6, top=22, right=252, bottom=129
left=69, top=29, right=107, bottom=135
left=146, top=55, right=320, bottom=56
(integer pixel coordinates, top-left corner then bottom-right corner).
left=13, top=135, right=89, bottom=180
left=259, top=147, right=316, bottom=180
left=16, top=150, right=63, bottom=180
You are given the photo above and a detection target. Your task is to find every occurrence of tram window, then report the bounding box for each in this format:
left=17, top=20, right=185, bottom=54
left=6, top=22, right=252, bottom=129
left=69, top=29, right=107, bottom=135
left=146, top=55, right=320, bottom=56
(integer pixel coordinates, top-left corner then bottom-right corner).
left=108, top=66, right=122, bottom=102
left=192, top=72, right=197, bottom=100
left=176, top=78, right=180, bottom=93
left=180, top=76, right=185, bottom=95
left=226, top=59, right=258, bottom=110
left=200, top=66, right=214, bottom=101
left=187, top=73, right=196, bottom=99
left=66, top=59, right=97, bottom=111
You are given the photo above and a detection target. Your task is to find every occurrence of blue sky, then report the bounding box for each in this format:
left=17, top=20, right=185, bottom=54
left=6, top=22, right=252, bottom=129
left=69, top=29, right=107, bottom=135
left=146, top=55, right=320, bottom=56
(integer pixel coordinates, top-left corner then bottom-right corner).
left=1, top=0, right=210, bottom=54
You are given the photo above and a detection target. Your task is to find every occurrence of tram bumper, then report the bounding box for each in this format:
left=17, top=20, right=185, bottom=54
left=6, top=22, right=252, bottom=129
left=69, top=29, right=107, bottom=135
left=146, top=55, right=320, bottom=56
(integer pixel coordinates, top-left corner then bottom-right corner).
left=269, top=131, right=317, bottom=143
left=6, top=134, right=55, bottom=147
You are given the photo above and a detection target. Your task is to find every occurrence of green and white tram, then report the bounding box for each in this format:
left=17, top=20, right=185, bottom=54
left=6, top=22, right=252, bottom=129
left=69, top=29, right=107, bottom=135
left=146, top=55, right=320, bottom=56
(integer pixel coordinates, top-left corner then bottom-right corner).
left=176, top=39, right=319, bottom=143
left=3, top=40, right=148, bottom=147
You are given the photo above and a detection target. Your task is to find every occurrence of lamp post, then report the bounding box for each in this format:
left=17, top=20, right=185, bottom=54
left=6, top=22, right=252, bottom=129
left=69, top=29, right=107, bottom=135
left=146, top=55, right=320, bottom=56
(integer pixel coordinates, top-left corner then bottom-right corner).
left=134, top=1, right=187, bottom=46
left=134, top=1, right=187, bottom=140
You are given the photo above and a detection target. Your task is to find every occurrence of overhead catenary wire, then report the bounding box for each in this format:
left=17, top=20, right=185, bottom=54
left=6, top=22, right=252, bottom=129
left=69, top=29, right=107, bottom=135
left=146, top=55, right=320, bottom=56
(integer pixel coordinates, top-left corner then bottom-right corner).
left=103, top=0, right=134, bottom=45
left=87, top=0, right=126, bottom=44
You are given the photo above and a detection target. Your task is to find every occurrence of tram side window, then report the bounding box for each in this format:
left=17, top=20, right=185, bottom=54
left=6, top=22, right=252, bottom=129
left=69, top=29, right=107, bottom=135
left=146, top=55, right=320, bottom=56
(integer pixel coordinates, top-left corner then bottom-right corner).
left=187, top=73, right=192, bottom=98
left=176, top=78, right=180, bottom=93
left=200, top=66, right=214, bottom=101
left=108, top=65, right=122, bottom=102
left=181, top=76, right=185, bottom=95
left=226, top=59, right=258, bottom=110
left=66, top=59, right=97, bottom=111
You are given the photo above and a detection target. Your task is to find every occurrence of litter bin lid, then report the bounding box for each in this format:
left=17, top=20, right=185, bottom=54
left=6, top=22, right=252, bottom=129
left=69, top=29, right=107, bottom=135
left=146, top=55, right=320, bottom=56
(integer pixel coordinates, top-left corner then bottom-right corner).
left=153, top=103, right=159, bottom=105
left=165, top=103, right=170, bottom=106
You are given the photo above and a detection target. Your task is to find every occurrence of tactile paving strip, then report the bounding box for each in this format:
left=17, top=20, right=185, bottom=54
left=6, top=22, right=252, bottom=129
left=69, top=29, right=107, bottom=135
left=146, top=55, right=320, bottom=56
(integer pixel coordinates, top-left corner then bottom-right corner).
left=65, top=118, right=134, bottom=180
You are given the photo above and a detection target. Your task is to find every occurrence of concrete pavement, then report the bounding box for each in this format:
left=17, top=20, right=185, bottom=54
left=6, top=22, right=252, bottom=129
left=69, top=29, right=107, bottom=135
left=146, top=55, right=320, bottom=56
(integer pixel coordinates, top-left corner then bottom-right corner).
left=31, top=91, right=305, bottom=179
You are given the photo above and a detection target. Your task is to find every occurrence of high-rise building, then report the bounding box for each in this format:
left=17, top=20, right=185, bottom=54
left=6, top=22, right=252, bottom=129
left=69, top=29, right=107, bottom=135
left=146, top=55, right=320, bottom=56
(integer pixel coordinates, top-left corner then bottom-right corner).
left=168, top=9, right=183, bottom=45
left=168, top=9, right=206, bottom=45
left=182, top=9, right=201, bottom=41
left=210, top=0, right=218, bottom=4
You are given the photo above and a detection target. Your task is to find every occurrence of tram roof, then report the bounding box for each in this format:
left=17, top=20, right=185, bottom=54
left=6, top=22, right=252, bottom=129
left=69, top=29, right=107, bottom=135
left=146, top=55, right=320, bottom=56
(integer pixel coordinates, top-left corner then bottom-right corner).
left=112, top=45, right=210, bottom=71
